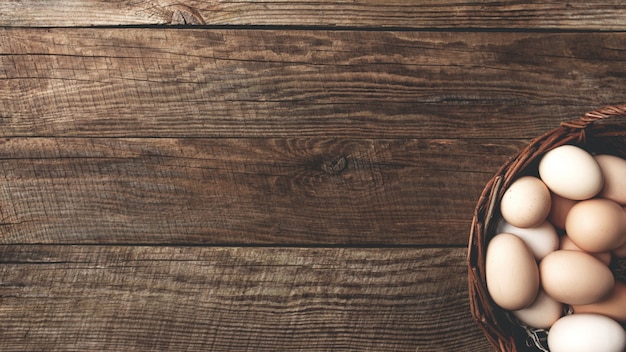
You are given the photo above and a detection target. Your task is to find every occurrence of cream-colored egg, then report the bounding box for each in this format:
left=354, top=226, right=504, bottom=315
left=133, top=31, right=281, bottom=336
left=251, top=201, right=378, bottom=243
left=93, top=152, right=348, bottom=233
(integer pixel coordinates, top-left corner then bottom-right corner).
left=540, top=250, right=614, bottom=305
left=496, top=219, right=558, bottom=260
left=512, top=289, right=563, bottom=329
left=538, top=145, right=604, bottom=200
left=559, top=234, right=612, bottom=265
left=500, top=176, right=551, bottom=228
left=573, top=281, right=626, bottom=323
left=595, top=154, right=626, bottom=205
left=547, top=314, right=626, bottom=352
left=486, top=233, right=539, bottom=310
left=548, top=192, right=577, bottom=229
left=565, top=198, right=626, bottom=253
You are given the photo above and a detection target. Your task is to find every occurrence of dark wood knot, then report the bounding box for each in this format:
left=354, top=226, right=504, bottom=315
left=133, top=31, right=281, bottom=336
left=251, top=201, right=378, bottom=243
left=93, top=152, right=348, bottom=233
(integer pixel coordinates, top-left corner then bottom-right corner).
left=321, top=156, right=347, bottom=175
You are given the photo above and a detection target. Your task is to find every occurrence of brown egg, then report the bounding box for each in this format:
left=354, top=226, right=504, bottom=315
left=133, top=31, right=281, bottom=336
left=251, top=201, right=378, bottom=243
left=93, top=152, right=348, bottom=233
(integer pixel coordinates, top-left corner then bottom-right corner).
left=559, top=234, right=612, bottom=265
left=486, top=233, right=540, bottom=310
left=500, top=176, right=551, bottom=228
left=614, top=240, right=626, bottom=258
left=573, top=281, right=626, bottom=323
left=549, top=192, right=577, bottom=229
left=595, top=154, right=626, bottom=205
left=565, top=198, right=626, bottom=253
left=540, top=250, right=614, bottom=305
left=613, top=203, right=626, bottom=258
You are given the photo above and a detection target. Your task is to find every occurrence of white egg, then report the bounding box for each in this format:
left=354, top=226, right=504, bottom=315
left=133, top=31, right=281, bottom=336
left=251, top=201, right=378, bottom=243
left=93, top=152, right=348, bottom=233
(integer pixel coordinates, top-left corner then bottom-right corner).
left=547, top=314, right=626, bottom=352
left=512, top=289, right=563, bottom=329
left=539, top=145, right=604, bottom=200
left=496, top=219, right=559, bottom=260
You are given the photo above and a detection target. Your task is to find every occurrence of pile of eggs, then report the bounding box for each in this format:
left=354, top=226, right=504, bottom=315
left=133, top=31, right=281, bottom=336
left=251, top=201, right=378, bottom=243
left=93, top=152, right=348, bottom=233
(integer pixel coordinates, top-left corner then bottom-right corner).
left=485, top=145, right=626, bottom=352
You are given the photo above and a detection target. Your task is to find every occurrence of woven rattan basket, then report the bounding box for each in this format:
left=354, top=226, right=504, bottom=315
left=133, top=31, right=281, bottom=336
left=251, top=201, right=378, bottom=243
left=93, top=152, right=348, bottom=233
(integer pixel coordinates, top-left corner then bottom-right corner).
left=468, top=104, right=626, bottom=352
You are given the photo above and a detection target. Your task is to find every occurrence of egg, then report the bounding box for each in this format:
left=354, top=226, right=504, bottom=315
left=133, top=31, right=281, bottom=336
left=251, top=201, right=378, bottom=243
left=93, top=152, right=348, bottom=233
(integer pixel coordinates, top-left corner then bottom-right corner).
left=496, top=219, right=559, bottom=260
left=540, top=250, right=614, bottom=305
left=547, top=314, right=626, bottom=352
left=565, top=198, right=626, bottom=253
left=595, top=154, right=626, bottom=205
left=486, top=233, right=540, bottom=310
left=612, top=206, right=626, bottom=257
left=573, top=281, right=626, bottom=323
left=538, top=145, right=604, bottom=200
left=559, top=234, right=612, bottom=265
left=500, top=176, right=551, bottom=228
left=512, top=289, right=564, bottom=329
left=614, top=240, right=626, bottom=258
left=548, top=192, right=577, bottom=229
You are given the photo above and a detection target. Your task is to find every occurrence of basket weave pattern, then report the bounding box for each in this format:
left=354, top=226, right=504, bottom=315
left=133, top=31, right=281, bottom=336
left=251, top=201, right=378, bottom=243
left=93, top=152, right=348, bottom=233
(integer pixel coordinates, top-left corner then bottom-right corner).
left=468, top=105, right=626, bottom=352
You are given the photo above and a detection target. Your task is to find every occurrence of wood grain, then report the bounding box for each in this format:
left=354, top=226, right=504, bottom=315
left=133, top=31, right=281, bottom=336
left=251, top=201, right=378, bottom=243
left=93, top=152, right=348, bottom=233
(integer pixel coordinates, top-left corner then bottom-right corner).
left=1, top=28, right=626, bottom=139
left=3, top=2, right=624, bottom=350
left=1, top=0, right=626, bottom=30
left=0, top=245, right=489, bottom=351
left=0, top=137, right=526, bottom=245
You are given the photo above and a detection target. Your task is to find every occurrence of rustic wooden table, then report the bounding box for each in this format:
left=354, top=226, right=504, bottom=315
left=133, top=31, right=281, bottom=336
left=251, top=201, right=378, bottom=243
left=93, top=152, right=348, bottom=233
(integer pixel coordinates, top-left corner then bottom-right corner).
left=1, top=1, right=625, bottom=351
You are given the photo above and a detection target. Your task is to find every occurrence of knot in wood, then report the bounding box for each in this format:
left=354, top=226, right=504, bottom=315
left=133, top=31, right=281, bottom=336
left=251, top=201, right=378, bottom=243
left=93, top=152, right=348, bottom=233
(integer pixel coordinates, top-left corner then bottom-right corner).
left=169, top=5, right=206, bottom=25
left=321, top=156, right=347, bottom=175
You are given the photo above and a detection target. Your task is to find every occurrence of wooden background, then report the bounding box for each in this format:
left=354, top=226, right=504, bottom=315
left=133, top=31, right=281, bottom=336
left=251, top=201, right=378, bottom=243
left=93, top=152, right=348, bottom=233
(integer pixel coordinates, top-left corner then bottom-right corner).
left=1, top=1, right=625, bottom=351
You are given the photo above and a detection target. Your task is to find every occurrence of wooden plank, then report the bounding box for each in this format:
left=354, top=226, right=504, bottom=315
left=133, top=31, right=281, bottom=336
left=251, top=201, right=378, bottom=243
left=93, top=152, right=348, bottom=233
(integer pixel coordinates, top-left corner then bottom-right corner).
left=1, top=0, right=626, bottom=30
left=1, top=29, right=626, bottom=139
left=0, top=137, right=527, bottom=245
left=0, top=245, right=490, bottom=351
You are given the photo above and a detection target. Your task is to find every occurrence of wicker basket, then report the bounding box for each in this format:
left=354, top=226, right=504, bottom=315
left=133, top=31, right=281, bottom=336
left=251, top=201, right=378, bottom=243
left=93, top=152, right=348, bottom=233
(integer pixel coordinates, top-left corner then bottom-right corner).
left=468, top=104, right=626, bottom=352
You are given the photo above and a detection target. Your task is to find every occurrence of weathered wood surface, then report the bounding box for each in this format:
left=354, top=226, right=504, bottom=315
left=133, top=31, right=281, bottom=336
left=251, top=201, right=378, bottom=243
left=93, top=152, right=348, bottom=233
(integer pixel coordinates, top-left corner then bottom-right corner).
left=0, top=137, right=525, bottom=245
left=2, top=29, right=626, bottom=139
left=0, top=246, right=486, bottom=351
left=2, top=1, right=625, bottom=351
left=1, top=0, right=626, bottom=29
